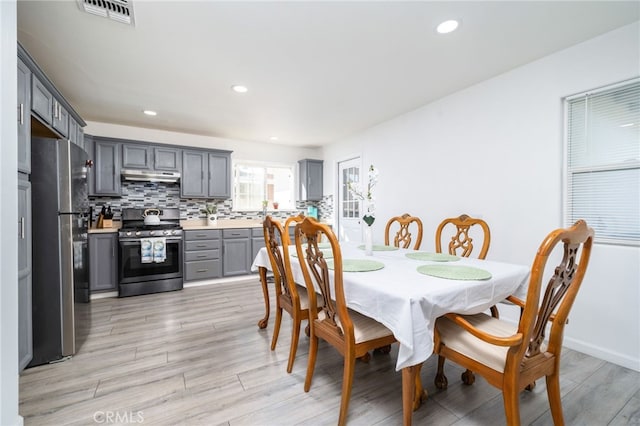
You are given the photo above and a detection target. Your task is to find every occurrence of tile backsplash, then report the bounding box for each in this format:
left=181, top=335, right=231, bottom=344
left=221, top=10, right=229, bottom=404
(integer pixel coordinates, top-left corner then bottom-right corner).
left=90, top=181, right=334, bottom=223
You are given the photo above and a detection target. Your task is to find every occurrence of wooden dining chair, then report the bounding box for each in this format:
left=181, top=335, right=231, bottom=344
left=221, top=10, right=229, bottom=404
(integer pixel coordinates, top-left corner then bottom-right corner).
left=433, top=220, right=594, bottom=425
left=436, top=213, right=497, bottom=322
left=384, top=213, right=424, bottom=250
left=295, top=217, right=397, bottom=426
left=435, top=213, right=491, bottom=259
left=263, top=215, right=317, bottom=373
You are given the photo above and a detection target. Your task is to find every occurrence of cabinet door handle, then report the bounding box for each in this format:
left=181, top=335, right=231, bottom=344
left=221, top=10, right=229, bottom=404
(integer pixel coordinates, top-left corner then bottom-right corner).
left=196, top=244, right=207, bottom=248
left=196, top=269, right=208, bottom=273
left=19, top=217, right=25, bottom=239
left=19, top=104, right=24, bottom=125
left=196, top=234, right=207, bottom=237
left=197, top=254, right=207, bottom=258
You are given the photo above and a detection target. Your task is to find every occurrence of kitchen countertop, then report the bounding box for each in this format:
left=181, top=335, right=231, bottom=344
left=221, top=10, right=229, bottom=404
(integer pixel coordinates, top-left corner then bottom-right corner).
left=181, top=218, right=264, bottom=230
left=88, top=218, right=331, bottom=233
left=88, top=222, right=121, bottom=234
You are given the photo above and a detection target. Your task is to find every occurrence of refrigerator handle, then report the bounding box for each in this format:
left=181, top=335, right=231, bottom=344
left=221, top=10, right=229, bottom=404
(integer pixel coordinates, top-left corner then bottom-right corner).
left=19, top=217, right=25, bottom=239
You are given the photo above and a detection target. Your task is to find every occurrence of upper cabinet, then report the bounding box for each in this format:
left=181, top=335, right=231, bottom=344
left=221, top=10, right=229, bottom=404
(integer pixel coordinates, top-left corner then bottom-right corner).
left=18, top=43, right=86, bottom=143
left=208, top=151, right=231, bottom=198
left=93, top=138, right=121, bottom=196
left=31, top=75, right=54, bottom=126
left=17, top=58, right=31, bottom=174
left=181, top=149, right=231, bottom=199
left=298, top=159, right=323, bottom=201
left=154, top=147, right=181, bottom=172
left=122, top=143, right=151, bottom=169
left=121, top=142, right=181, bottom=172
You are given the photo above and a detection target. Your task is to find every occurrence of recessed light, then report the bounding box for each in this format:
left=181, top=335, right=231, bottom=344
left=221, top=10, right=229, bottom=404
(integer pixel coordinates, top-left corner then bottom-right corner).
left=437, top=20, right=459, bottom=34
left=269, top=136, right=279, bottom=141
left=143, top=110, right=157, bottom=116
left=231, top=85, right=248, bottom=93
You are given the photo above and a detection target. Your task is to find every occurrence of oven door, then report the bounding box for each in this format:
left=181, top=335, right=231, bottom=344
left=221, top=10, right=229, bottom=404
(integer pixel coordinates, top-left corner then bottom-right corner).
left=119, top=237, right=183, bottom=284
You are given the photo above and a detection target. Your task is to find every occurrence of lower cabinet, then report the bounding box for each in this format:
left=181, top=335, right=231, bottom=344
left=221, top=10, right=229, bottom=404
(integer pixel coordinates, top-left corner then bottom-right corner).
left=184, top=229, right=222, bottom=281
left=222, top=229, right=251, bottom=276
left=251, top=228, right=265, bottom=271
left=89, top=233, right=118, bottom=292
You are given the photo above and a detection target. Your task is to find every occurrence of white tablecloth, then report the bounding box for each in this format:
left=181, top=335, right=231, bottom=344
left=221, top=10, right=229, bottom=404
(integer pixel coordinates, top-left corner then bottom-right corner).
left=251, top=243, right=530, bottom=371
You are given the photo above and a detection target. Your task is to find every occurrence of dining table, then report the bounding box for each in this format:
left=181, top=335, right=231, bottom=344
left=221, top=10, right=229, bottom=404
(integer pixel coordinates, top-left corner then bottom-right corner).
left=251, top=241, right=530, bottom=425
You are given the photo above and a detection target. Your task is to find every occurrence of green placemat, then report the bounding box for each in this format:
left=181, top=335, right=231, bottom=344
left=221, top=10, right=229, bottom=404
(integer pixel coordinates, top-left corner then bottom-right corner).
left=291, top=248, right=333, bottom=259
left=417, top=264, right=492, bottom=280
left=357, top=244, right=399, bottom=251
left=405, top=252, right=460, bottom=262
left=327, top=259, right=385, bottom=272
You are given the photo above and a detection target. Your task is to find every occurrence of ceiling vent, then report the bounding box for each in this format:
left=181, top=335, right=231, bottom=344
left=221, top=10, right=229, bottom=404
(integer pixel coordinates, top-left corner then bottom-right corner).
left=77, top=0, right=135, bottom=26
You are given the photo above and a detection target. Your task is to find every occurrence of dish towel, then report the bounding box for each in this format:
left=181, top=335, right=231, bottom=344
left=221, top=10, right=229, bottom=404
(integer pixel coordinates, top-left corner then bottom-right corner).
left=152, top=237, right=167, bottom=263
left=141, top=238, right=153, bottom=263
left=140, top=238, right=167, bottom=263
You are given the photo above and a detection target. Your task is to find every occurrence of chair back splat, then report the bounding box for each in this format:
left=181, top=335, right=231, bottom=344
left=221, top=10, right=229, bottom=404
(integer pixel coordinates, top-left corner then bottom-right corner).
left=435, top=214, right=490, bottom=259
left=384, top=213, right=424, bottom=250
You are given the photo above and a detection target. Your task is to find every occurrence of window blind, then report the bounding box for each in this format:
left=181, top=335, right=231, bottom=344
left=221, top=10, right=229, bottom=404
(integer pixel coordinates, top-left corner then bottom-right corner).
left=566, top=79, right=640, bottom=245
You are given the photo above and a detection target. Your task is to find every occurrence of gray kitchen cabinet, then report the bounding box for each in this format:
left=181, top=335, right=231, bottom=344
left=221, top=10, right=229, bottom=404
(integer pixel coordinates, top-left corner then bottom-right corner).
left=31, top=74, right=53, bottom=126
left=51, top=100, right=69, bottom=138
left=122, top=143, right=151, bottom=169
left=208, top=152, right=231, bottom=198
left=251, top=227, right=266, bottom=270
left=18, top=174, right=32, bottom=371
left=181, top=150, right=208, bottom=198
left=68, top=118, right=78, bottom=146
left=184, top=229, right=222, bottom=281
left=77, top=126, right=85, bottom=150
left=154, top=146, right=181, bottom=171
left=94, top=138, right=121, bottom=196
left=89, top=233, right=118, bottom=292
left=222, top=228, right=252, bottom=276
left=181, top=149, right=232, bottom=199
left=299, top=159, right=323, bottom=201
left=85, top=135, right=95, bottom=196
left=17, top=58, right=31, bottom=174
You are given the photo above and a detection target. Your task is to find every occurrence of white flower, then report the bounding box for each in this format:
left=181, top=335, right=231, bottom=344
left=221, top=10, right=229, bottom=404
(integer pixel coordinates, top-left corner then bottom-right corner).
left=347, top=164, right=378, bottom=224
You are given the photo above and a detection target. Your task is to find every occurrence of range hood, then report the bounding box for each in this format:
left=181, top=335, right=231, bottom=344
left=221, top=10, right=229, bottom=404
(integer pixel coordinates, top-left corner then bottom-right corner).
left=121, top=169, right=180, bottom=183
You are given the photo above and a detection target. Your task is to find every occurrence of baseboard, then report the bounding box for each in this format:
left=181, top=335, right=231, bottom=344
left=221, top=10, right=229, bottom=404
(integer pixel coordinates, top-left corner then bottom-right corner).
left=90, top=291, right=118, bottom=300
left=563, top=336, right=640, bottom=372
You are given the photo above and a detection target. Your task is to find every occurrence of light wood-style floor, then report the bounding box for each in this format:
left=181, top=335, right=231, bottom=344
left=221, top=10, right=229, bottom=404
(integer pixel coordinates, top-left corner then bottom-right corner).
left=20, top=278, right=640, bottom=425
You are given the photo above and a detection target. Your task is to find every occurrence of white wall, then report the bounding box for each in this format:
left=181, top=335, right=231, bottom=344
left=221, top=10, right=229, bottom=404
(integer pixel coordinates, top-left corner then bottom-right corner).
left=322, top=22, right=640, bottom=371
left=0, top=1, right=21, bottom=425
left=85, top=121, right=322, bottom=165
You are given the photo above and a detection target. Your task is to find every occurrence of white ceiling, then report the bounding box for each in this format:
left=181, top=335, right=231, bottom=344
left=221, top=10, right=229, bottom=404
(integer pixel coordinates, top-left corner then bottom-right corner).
left=17, top=1, right=640, bottom=148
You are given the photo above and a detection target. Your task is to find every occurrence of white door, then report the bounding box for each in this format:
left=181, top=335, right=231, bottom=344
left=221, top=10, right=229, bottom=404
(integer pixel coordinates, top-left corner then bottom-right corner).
left=337, top=158, right=362, bottom=243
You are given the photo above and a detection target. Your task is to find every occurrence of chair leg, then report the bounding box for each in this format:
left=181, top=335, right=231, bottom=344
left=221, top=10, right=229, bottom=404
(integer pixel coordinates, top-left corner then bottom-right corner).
left=503, top=386, right=522, bottom=426
left=461, top=369, right=476, bottom=385
left=286, top=318, right=301, bottom=373
left=270, top=307, right=282, bottom=351
left=304, top=333, right=318, bottom=392
left=434, top=355, right=448, bottom=389
left=546, top=373, right=565, bottom=425
left=338, top=355, right=356, bottom=426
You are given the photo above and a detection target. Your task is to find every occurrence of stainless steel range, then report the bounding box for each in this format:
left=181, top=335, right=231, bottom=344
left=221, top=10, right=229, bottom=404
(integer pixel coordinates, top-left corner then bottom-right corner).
left=118, top=208, right=183, bottom=297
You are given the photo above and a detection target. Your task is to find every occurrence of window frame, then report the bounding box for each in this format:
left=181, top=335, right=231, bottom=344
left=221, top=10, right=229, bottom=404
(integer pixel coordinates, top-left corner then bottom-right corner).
left=232, top=160, right=296, bottom=212
left=563, top=78, right=640, bottom=246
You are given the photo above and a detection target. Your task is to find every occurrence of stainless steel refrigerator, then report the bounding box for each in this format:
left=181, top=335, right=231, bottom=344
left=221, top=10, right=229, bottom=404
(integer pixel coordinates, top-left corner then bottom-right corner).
left=29, top=137, right=90, bottom=367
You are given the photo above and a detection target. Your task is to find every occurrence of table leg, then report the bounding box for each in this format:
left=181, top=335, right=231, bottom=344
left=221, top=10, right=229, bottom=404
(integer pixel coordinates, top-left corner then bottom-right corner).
left=402, top=363, right=427, bottom=426
left=257, top=266, right=270, bottom=329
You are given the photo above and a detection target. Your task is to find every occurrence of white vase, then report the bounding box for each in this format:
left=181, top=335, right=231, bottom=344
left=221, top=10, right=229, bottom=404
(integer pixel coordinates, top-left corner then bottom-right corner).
left=364, top=225, right=373, bottom=256
left=207, top=214, right=218, bottom=227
